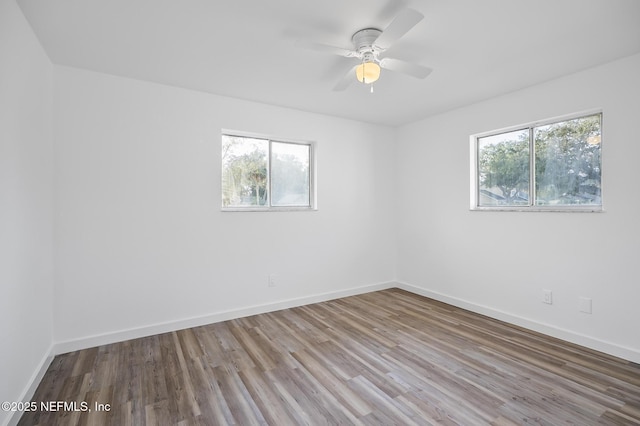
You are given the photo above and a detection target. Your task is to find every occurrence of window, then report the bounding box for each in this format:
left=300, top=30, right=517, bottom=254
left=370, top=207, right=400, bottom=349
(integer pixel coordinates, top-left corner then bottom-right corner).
left=221, top=133, right=314, bottom=210
left=471, top=112, right=602, bottom=211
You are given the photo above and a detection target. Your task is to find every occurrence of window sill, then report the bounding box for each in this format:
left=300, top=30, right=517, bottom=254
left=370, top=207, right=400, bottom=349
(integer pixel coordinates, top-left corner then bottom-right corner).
left=470, top=206, right=603, bottom=213
left=221, top=207, right=317, bottom=212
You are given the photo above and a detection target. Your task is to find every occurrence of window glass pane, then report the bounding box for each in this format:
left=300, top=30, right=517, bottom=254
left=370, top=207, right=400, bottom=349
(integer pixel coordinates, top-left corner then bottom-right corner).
left=271, top=142, right=310, bottom=207
left=477, top=129, right=530, bottom=207
left=221, top=135, right=268, bottom=207
left=534, top=115, right=601, bottom=206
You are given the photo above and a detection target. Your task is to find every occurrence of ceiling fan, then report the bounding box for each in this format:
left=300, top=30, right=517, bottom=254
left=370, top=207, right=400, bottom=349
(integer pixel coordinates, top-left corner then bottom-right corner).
left=296, top=8, right=433, bottom=92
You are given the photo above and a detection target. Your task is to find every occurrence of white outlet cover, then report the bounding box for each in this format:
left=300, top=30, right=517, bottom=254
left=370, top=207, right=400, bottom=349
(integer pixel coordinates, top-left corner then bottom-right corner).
left=268, top=274, right=277, bottom=287
left=579, top=297, right=592, bottom=314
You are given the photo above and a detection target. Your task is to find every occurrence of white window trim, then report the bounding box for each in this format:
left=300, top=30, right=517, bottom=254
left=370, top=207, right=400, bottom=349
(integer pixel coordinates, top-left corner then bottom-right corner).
left=470, top=109, right=604, bottom=212
left=221, top=129, right=317, bottom=212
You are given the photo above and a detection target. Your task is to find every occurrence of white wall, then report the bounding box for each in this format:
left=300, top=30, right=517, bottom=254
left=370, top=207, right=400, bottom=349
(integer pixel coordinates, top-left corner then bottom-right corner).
left=0, top=0, right=54, bottom=424
left=52, top=66, right=396, bottom=348
left=396, top=53, right=640, bottom=362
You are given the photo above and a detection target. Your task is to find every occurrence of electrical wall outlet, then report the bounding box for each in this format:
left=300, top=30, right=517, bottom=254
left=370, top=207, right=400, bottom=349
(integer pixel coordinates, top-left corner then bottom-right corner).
left=268, top=274, right=277, bottom=287
left=542, top=289, right=553, bottom=305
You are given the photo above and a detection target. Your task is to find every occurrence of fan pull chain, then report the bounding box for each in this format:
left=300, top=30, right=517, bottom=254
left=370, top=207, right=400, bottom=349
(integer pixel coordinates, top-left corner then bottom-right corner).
left=362, top=60, right=366, bottom=84
left=363, top=61, right=373, bottom=93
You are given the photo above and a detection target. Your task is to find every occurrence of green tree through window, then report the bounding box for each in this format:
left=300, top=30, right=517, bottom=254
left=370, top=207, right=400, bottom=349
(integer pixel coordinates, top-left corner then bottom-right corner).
left=222, top=134, right=313, bottom=209
left=222, top=136, right=268, bottom=207
left=478, top=129, right=530, bottom=206
left=534, top=116, right=601, bottom=206
left=475, top=113, right=601, bottom=210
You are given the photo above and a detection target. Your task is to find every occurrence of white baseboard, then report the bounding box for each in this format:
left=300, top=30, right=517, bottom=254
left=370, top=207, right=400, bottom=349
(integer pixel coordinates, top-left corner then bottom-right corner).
left=396, top=281, right=640, bottom=364
left=54, top=281, right=396, bottom=355
left=4, top=345, right=55, bottom=426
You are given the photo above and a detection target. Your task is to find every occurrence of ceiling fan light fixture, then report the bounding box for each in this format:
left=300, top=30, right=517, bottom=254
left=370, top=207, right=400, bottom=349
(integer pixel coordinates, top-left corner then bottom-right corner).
left=355, top=61, right=380, bottom=84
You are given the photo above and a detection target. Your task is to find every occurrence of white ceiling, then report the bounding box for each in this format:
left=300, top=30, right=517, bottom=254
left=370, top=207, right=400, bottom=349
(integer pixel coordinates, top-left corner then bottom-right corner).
left=16, top=0, right=640, bottom=127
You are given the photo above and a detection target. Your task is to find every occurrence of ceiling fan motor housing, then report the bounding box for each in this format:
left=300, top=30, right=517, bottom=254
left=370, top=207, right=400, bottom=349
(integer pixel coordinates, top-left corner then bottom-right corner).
left=352, top=28, right=383, bottom=57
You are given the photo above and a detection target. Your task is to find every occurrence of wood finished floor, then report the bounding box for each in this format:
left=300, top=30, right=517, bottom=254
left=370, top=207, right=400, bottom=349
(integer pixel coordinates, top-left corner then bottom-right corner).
left=19, top=289, right=640, bottom=425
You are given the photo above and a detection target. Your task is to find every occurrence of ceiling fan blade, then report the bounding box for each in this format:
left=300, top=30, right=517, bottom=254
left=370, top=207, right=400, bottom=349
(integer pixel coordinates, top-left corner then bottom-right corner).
left=374, top=8, right=424, bottom=49
left=294, top=40, right=355, bottom=57
left=333, top=65, right=358, bottom=91
left=380, top=57, right=433, bottom=79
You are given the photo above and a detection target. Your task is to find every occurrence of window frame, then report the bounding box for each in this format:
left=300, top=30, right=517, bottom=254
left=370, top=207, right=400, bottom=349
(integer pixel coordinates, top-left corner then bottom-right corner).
left=470, top=110, right=603, bottom=212
left=221, top=130, right=316, bottom=212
